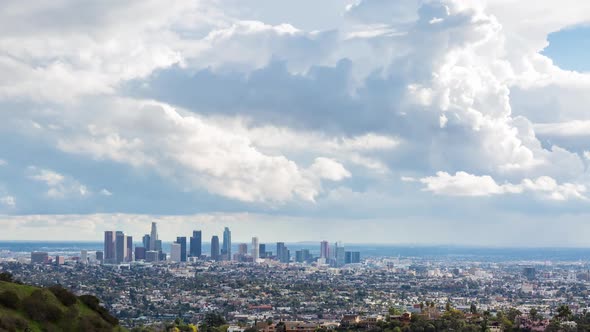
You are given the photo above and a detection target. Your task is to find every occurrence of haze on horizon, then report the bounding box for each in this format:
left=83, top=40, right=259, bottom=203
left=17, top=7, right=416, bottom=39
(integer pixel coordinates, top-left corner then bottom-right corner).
left=1, top=0, right=590, bottom=246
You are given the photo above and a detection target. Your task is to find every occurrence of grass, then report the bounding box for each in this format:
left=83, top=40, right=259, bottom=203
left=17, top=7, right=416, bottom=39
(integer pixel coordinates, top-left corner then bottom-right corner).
left=0, top=280, right=127, bottom=331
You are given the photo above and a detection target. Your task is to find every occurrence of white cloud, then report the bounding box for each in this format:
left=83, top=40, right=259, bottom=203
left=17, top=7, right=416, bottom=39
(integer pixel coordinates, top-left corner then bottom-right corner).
left=0, top=195, right=15, bottom=207
left=419, top=171, right=587, bottom=201
left=309, top=157, right=351, bottom=181
left=27, top=167, right=91, bottom=199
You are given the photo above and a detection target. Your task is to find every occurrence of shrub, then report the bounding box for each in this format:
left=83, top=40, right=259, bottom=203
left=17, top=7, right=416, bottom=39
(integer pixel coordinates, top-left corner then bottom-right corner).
left=22, top=290, right=63, bottom=323
left=0, top=272, right=14, bottom=282
left=79, top=294, right=119, bottom=326
left=48, top=285, right=77, bottom=306
left=0, top=290, right=20, bottom=309
left=0, top=315, right=29, bottom=331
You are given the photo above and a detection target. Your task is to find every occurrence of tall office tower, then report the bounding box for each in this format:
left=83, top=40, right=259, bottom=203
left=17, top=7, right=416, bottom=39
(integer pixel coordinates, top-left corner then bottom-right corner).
left=115, top=231, right=127, bottom=264
left=276, top=242, right=285, bottom=261
left=135, top=247, right=146, bottom=260
left=95, top=251, right=104, bottom=263
left=259, top=244, right=266, bottom=258
left=345, top=251, right=352, bottom=264
left=104, top=231, right=115, bottom=264
left=351, top=251, right=361, bottom=264
left=176, top=237, right=187, bottom=262
left=334, top=242, right=345, bottom=267
left=145, top=251, right=159, bottom=262
left=238, top=243, right=248, bottom=255
left=155, top=240, right=163, bottom=252
left=80, top=250, right=88, bottom=264
left=320, top=241, right=330, bottom=259
left=150, top=222, right=158, bottom=253
left=190, top=230, right=202, bottom=258
left=276, top=242, right=290, bottom=263
left=211, top=236, right=220, bottom=261
left=126, top=236, right=133, bottom=262
left=222, top=227, right=231, bottom=260
left=296, top=249, right=311, bottom=263
left=170, top=243, right=182, bottom=262
left=251, top=237, right=260, bottom=260
left=142, top=234, right=151, bottom=251
left=31, top=251, right=49, bottom=264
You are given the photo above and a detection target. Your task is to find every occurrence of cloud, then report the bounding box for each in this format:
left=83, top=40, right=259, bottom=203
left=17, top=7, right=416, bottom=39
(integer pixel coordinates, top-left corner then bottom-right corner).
left=27, top=167, right=91, bottom=199
left=418, top=171, right=587, bottom=201
left=309, top=157, right=351, bottom=181
left=0, top=195, right=15, bottom=207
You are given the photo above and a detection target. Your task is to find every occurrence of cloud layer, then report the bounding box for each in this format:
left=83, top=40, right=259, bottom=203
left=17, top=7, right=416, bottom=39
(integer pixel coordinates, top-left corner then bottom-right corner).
left=1, top=0, right=590, bottom=244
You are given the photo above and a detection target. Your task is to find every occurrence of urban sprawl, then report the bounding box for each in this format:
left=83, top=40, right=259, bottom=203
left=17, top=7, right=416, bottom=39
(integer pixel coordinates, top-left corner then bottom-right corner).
left=2, top=222, right=590, bottom=331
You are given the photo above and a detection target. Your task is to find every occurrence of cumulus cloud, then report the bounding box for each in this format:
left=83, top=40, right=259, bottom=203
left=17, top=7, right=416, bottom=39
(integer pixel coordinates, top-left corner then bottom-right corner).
left=0, top=0, right=590, bottom=244
left=27, top=167, right=91, bottom=199
left=419, top=171, right=587, bottom=201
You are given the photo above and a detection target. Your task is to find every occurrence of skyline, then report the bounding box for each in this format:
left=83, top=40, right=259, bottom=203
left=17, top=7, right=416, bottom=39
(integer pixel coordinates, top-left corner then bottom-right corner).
left=2, top=1, right=590, bottom=246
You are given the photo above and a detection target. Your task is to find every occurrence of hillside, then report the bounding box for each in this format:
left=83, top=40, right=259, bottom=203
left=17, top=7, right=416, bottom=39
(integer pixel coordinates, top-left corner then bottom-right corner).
left=0, top=275, right=125, bottom=332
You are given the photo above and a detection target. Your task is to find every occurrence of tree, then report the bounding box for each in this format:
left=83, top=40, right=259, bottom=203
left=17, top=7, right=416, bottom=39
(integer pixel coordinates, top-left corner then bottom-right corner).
left=529, top=308, right=540, bottom=321
left=0, top=290, right=20, bottom=309
left=0, top=272, right=14, bottom=282
left=470, top=303, right=477, bottom=314
left=557, top=305, right=573, bottom=321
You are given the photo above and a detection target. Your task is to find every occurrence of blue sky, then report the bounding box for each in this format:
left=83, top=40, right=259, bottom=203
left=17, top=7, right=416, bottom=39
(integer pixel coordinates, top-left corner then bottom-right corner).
left=1, top=0, right=590, bottom=246
left=544, top=25, right=590, bottom=72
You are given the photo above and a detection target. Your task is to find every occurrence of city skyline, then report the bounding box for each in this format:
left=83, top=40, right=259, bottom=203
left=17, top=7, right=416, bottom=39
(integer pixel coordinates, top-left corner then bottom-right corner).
left=1, top=1, right=590, bottom=247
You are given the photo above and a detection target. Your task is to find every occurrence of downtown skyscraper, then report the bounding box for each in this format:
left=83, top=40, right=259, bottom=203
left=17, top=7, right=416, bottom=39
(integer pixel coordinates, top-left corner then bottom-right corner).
left=251, top=237, right=259, bottom=261
left=222, top=227, right=231, bottom=261
left=211, top=235, right=220, bottom=261
left=190, top=230, right=202, bottom=258
left=149, top=222, right=158, bottom=253
left=104, top=231, right=115, bottom=264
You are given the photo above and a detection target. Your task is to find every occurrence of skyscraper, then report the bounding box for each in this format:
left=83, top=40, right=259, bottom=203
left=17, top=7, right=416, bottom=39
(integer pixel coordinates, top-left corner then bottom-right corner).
left=142, top=234, right=151, bottom=251
left=170, top=243, right=181, bottom=262
left=222, top=227, right=231, bottom=261
left=176, top=236, right=187, bottom=262
left=126, top=236, right=133, bottom=262
left=259, top=244, right=266, bottom=258
left=320, top=241, right=329, bottom=259
left=211, top=236, right=220, bottom=261
left=276, top=242, right=290, bottom=263
left=251, top=237, right=259, bottom=261
left=104, top=231, right=115, bottom=264
left=150, top=222, right=158, bottom=253
left=238, top=243, right=248, bottom=255
left=334, top=242, right=345, bottom=267
left=115, top=231, right=127, bottom=264
left=190, top=230, right=202, bottom=258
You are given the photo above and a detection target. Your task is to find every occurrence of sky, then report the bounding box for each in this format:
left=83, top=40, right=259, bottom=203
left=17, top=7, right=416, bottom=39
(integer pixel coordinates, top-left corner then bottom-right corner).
left=1, top=0, right=590, bottom=246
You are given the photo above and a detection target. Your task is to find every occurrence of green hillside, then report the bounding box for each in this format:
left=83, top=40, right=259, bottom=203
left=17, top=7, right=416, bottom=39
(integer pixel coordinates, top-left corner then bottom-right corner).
left=0, top=274, right=125, bottom=332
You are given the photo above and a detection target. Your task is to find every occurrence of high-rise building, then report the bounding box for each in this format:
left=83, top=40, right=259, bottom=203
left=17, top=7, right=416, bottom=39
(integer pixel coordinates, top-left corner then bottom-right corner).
left=211, top=236, right=220, bottom=261
left=146, top=251, right=159, bottom=262
left=222, top=227, right=231, bottom=261
left=155, top=240, right=162, bottom=253
left=190, top=230, right=202, bottom=258
left=80, top=250, right=88, bottom=264
left=351, top=251, right=361, bottom=264
left=170, top=243, right=182, bottom=262
left=95, top=251, right=104, bottom=263
left=55, top=256, right=65, bottom=265
left=251, top=237, right=259, bottom=261
left=259, top=244, right=266, bottom=258
left=150, top=222, right=158, bottom=253
left=31, top=251, right=49, bottom=264
left=104, top=231, right=115, bottom=264
left=238, top=243, right=248, bottom=255
left=175, top=236, right=187, bottom=262
left=295, top=249, right=311, bottom=263
left=334, top=242, right=345, bottom=267
left=115, top=231, right=127, bottom=264
left=320, top=241, right=330, bottom=259
left=126, top=236, right=133, bottom=262
left=135, top=247, right=146, bottom=260
left=276, top=242, right=290, bottom=263
left=142, top=234, right=151, bottom=251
